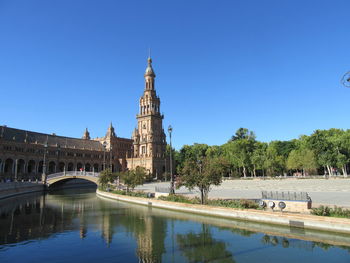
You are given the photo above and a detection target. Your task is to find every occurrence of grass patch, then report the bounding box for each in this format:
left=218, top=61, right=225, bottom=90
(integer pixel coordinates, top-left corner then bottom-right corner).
left=311, top=206, right=350, bottom=219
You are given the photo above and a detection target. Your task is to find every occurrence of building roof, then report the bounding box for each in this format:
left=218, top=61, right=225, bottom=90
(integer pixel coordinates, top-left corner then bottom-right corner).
left=0, top=126, right=104, bottom=151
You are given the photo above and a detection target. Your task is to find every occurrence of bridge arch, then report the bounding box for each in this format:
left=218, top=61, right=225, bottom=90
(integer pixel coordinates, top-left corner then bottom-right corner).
left=46, top=171, right=99, bottom=187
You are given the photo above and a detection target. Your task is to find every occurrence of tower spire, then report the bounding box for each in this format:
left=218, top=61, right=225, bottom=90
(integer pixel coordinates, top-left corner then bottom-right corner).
left=106, top=122, right=116, bottom=138
left=82, top=127, right=90, bottom=140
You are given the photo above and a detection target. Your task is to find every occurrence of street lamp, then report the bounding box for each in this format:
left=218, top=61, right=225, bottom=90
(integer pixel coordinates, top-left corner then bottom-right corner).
left=42, top=143, right=48, bottom=183
left=14, top=159, right=18, bottom=182
left=168, top=125, right=174, bottom=194
left=110, top=145, right=113, bottom=171
left=103, top=142, right=107, bottom=171
left=57, top=144, right=61, bottom=173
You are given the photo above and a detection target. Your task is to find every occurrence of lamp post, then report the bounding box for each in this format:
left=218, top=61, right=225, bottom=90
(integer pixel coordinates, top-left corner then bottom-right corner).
left=57, top=144, right=60, bottom=173
left=14, top=159, right=18, bottom=182
left=131, top=145, right=134, bottom=169
left=110, top=145, right=113, bottom=172
left=42, top=143, right=48, bottom=184
left=168, top=125, right=174, bottom=194
left=103, top=142, right=107, bottom=171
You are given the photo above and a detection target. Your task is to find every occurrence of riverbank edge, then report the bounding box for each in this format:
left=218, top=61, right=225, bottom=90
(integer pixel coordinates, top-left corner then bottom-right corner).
left=0, top=183, right=44, bottom=200
left=96, top=189, right=350, bottom=235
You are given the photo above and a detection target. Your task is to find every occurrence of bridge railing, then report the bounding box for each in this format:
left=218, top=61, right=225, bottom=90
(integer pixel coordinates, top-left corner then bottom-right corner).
left=47, top=171, right=100, bottom=180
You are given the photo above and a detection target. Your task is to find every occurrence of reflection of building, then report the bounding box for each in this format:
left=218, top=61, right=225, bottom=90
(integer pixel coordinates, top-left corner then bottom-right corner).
left=136, top=216, right=166, bottom=263
left=0, top=57, right=167, bottom=181
left=101, top=210, right=114, bottom=246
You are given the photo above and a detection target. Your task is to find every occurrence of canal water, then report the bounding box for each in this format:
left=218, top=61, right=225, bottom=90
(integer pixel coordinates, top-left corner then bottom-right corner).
left=0, top=188, right=349, bottom=263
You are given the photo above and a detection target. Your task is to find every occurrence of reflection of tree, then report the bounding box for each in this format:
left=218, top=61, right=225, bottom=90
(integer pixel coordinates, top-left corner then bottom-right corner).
left=177, top=224, right=235, bottom=263
left=118, top=210, right=166, bottom=263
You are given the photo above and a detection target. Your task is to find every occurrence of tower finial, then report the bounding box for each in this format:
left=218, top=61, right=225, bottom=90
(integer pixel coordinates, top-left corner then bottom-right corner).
left=148, top=48, right=151, bottom=59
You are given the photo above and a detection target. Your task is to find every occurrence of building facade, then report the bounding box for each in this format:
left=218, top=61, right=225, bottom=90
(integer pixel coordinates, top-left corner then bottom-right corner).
left=126, top=57, right=167, bottom=177
left=0, top=57, right=167, bottom=181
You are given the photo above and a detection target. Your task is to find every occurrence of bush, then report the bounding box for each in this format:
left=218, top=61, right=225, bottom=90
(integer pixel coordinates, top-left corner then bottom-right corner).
left=207, top=199, right=259, bottom=209
left=158, top=195, right=259, bottom=209
left=158, top=194, right=201, bottom=204
left=311, top=205, right=350, bottom=218
left=110, top=189, right=149, bottom=198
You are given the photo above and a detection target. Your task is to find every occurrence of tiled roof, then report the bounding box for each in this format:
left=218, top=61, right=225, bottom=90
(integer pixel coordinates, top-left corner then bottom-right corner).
left=0, top=126, right=104, bottom=151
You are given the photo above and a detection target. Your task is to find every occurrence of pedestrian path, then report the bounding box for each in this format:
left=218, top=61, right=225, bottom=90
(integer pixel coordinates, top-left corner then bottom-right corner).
left=135, top=178, right=350, bottom=208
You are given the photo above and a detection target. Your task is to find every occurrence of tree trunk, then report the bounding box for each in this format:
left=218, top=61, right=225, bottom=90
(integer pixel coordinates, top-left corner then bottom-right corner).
left=326, top=165, right=332, bottom=177
left=243, top=166, right=247, bottom=178
left=342, top=165, right=347, bottom=178
left=253, top=165, right=256, bottom=177
left=200, top=189, right=204, bottom=204
left=262, top=169, right=265, bottom=178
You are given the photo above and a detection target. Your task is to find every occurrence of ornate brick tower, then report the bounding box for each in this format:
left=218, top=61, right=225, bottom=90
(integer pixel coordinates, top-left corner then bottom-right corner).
left=128, top=57, right=167, bottom=177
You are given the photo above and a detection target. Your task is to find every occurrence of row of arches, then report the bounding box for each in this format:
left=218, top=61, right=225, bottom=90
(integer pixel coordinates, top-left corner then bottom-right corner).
left=0, top=158, right=118, bottom=177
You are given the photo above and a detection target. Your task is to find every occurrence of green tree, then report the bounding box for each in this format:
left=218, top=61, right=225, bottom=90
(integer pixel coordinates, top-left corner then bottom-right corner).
left=222, top=139, right=255, bottom=178
left=98, top=169, right=118, bottom=190
left=176, top=143, right=209, bottom=173
left=121, top=166, right=146, bottom=192
left=265, top=141, right=287, bottom=176
left=179, top=157, right=224, bottom=204
left=306, top=129, right=342, bottom=176
left=229, top=127, right=256, bottom=142
left=251, top=142, right=268, bottom=177
left=287, top=149, right=317, bottom=175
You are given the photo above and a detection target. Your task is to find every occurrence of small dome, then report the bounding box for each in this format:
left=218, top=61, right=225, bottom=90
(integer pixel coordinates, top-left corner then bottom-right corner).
left=145, top=57, right=156, bottom=77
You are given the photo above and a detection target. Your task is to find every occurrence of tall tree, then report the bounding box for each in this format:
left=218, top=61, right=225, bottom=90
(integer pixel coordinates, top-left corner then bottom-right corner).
left=251, top=142, right=268, bottom=177
left=98, top=169, right=118, bottom=190
left=229, top=127, right=256, bottom=142
left=121, top=166, right=146, bottom=192
left=179, top=157, right=224, bottom=204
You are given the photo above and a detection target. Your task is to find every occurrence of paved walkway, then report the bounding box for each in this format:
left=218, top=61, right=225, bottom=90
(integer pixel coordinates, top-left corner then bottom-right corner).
left=135, top=178, right=350, bottom=208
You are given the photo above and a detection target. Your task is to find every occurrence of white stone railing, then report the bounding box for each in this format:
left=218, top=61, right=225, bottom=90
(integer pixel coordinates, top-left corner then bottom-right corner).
left=46, top=171, right=100, bottom=180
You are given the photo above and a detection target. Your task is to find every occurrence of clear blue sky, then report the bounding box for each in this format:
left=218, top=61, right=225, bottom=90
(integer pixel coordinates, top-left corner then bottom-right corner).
left=0, top=0, right=349, bottom=149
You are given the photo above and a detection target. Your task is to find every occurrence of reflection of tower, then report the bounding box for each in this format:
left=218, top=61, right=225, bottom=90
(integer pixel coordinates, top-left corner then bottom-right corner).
left=79, top=202, right=87, bottom=239
left=101, top=211, right=113, bottom=246
left=137, top=216, right=154, bottom=262
left=136, top=215, right=166, bottom=263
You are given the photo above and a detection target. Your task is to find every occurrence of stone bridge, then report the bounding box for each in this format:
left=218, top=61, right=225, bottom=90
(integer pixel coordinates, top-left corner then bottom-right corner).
left=45, top=171, right=100, bottom=186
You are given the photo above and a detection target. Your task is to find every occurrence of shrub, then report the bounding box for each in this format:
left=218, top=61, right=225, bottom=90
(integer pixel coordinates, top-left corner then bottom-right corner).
left=207, top=199, right=259, bottom=209
left=158, top=195, right=201, bottom=204
left=158, top=195, right=259, bottom=209
left=111, top=189, right=149, bottom=198
left=311, top=206, right=350, bottom=218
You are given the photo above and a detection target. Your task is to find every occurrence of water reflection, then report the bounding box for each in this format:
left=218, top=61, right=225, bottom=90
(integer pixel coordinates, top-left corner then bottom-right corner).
left=0, top=189, right=350, bottom=263
left=177, top=224, right=235, bottom=263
